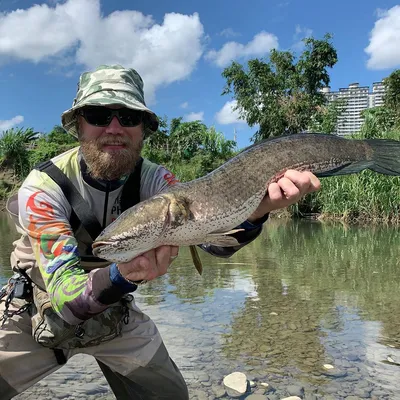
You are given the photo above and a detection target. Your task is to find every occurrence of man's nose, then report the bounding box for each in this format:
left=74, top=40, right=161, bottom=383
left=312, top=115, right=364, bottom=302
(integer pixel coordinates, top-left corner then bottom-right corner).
left=105, top=116, right=122, bottom=133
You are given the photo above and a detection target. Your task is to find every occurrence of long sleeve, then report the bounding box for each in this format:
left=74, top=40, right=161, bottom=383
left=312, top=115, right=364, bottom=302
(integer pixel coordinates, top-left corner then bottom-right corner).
left=200, top=215, right=269, bottom=257
left=18, top=184, right=121, bottom=325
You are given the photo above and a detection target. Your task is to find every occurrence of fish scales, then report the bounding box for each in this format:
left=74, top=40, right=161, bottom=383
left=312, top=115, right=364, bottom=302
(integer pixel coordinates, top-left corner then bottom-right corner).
left=163, top=134, right=370, bottom=233
left=92, top=133, right=400, bottom=264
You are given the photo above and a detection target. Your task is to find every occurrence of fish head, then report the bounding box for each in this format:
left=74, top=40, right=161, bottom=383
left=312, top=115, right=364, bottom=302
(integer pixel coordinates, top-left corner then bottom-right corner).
left=92, top=195, right=171, bottom=263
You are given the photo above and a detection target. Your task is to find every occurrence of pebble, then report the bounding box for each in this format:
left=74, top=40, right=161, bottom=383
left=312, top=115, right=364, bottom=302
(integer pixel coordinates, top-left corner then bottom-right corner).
left=211, top=385, right=226, bottom=398
left=287, top=385, right=304, bottom=397
left=11, top=301, right=400, bottom=400
left=281, top=397, right=302, bottom=400
left=245, top=394, right=268, bottom=399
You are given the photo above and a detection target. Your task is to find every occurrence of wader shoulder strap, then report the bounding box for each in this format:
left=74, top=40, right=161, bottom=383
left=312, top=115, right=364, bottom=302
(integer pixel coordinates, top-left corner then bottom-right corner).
left=35, top=160, right=103, bottom=241
left=121, top=157, right=143, bottom=212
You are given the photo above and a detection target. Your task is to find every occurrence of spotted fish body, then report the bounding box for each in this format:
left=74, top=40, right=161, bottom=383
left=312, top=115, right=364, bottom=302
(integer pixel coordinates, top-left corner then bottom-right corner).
left=92, top=133, right=400, bottom=263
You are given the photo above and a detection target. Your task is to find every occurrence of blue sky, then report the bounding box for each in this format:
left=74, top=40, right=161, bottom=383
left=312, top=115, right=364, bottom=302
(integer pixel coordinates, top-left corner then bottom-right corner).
left=0, top=0, right=399, bottom=149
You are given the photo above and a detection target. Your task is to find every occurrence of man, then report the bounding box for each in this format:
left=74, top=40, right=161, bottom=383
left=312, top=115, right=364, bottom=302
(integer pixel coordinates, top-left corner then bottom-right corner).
left=0, top=65, right=320, bottom=399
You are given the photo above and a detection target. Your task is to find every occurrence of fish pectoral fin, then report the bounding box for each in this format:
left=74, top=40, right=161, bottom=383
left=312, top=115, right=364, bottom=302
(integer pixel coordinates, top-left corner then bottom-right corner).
left=202, top=232, right=242, bottom=247
left=203, top=228, right=244, bottom=246
left=211, top=228, right=245, bottom=235
left=189, top=245, right=203, bottom=275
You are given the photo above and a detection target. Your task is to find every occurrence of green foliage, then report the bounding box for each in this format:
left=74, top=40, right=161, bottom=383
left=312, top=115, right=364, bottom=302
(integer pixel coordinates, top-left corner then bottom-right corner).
left=28, top=125, right=78, bottom=167
left=46, top=125, right=78, bottom=145
left=359, top=107, right=395, bottom=139
left=142, top=118, right=237, bottom=181
left=222, top=34, right=338, bottom=141
left=0, top=127, right=39, bottom=178
left=292, top=129, right=400, bottom=223
left=170, top=120, right=207, bottom=160
left=383, top=69, right=400, bottom=118
left=28, top=140, right=75, bottom=167
left=308, top=99, right=346, bottom=133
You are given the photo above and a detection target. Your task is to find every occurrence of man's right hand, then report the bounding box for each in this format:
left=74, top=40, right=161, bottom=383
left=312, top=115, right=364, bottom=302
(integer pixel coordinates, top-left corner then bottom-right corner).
left=117, top=245, right=179, bottom=283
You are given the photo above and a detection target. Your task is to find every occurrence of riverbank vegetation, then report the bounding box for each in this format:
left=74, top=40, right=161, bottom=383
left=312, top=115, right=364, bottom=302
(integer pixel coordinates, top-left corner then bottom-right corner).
left=1, top=35, right=399, bottom=223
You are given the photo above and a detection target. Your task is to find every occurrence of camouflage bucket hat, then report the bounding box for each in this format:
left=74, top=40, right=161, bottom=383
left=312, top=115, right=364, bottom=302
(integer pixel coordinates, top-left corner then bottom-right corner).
left=61, top=65, right=159, bottom=138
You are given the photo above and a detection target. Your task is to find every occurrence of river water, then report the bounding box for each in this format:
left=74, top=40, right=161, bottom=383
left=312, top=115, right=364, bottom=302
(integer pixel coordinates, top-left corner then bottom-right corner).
left=1, top=210, right=400, bottom=399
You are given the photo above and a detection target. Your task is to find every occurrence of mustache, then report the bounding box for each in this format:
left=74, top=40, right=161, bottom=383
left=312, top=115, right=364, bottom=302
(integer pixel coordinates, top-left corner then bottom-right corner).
left=97, top=137, right=131, bottom=146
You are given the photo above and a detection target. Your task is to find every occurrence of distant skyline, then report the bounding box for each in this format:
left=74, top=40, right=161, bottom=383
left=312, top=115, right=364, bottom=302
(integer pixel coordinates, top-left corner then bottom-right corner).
left=0, top=0, right=399, bottom=148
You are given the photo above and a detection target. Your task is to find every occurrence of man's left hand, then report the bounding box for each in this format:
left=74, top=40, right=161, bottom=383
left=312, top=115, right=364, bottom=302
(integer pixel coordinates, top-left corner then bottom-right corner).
left=248, top=170, right=321, bottom=222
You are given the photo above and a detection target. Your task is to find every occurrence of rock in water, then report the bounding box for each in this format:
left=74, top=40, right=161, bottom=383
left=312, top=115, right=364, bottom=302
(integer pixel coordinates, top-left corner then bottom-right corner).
left=223, top=372, right=248, bottom=397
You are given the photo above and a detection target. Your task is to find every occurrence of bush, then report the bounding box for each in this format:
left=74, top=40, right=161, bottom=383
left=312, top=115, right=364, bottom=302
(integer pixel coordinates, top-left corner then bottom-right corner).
left=28, top=139, right=77, bottom=167
left=0, top=128, right=38, bottom=178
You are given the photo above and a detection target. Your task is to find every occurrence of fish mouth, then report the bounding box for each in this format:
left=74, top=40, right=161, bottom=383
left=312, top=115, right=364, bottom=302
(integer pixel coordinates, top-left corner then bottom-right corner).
left=92, top=240, right=115, bottom=256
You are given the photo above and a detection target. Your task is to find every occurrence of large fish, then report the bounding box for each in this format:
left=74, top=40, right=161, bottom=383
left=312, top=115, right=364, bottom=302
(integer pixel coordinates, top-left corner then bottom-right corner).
left=92, top=133, right=400, bottom=272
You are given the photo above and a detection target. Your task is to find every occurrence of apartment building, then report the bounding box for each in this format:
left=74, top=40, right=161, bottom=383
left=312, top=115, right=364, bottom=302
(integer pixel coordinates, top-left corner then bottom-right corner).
left=322, top=81, right=385, bottom=136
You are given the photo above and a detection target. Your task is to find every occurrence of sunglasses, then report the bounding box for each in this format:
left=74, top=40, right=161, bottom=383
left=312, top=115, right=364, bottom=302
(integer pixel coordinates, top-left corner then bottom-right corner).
left=78, top=106, right=144, bottom=127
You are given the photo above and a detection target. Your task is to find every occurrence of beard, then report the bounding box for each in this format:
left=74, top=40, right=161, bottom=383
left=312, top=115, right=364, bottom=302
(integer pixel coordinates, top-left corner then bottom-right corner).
left=80, top=135, right=143, bottom=180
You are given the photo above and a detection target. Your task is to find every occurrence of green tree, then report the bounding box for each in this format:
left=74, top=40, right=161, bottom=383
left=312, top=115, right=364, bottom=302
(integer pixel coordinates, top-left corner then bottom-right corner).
left=0, top=127, right=39, bottom=178
left=359, top=107, right=395, bottom=139
left=222, top=34, right=338, bottom=141
left=28, top=125, right=78, bottom=167
left=143, top=118, right=237, bottom=182
left=170, top=117, right=183, bottom=135
left=169, top=120, right=206, bottom=160
left=46, top=125, right=78, bottom=145
left=142, top=116, right=171, bottom=164
left=383, top=69, right=400, bottom=119
left=308, top=99, right=346, bottom=133
left=190, top=126, right=237, bottom=175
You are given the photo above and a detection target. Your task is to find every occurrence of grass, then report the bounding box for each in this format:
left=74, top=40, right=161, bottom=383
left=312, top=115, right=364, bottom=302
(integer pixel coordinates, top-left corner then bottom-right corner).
left=291, top=129, right=400, bottom=223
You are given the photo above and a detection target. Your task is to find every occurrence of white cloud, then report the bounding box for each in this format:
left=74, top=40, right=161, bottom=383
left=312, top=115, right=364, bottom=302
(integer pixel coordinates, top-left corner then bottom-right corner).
left=180, top=101, right=189, bottom=109
left=0, top=0, right=205, bottom=103
left=206, top=31, right=278, bottom=67
left=219, top=28, right=241, bottom=38
left=292, top=25, right=313, bottom=52
left=365, top=5, right=400, bottom=70
left=184, top=111, right=204, bottom=122
left=215, top=100, right=246, bottom=125
left=277, top=1, right=290, bottom=7
left=0, top=115, right=24, bottom=132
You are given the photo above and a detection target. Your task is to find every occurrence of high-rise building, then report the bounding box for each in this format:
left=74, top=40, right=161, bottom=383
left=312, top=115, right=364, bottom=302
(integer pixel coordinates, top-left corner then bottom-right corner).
left=322, top=81, right=385, bottom=136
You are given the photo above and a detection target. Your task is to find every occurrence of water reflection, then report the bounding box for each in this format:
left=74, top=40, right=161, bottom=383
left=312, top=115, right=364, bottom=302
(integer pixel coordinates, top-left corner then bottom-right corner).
left=1, top=212, right=400, bottom=397
left=0, top=211, right=18, bottom=285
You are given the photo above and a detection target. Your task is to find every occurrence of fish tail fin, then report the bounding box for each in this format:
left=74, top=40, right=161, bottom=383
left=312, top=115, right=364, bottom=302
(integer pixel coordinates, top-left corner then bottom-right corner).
left=314, top=138, right=400, bottom=178
left=367, top=139, right=400, bottom=176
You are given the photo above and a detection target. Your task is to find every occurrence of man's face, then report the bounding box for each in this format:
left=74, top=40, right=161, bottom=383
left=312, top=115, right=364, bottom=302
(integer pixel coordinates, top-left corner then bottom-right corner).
left=78, top=105, right=144, bottom=180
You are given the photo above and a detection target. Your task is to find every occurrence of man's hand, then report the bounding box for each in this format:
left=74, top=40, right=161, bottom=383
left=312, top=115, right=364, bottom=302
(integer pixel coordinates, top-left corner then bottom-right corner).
left=248, top=170, right=321, bottom=222
left=117, top=245, right=179, bottom=283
